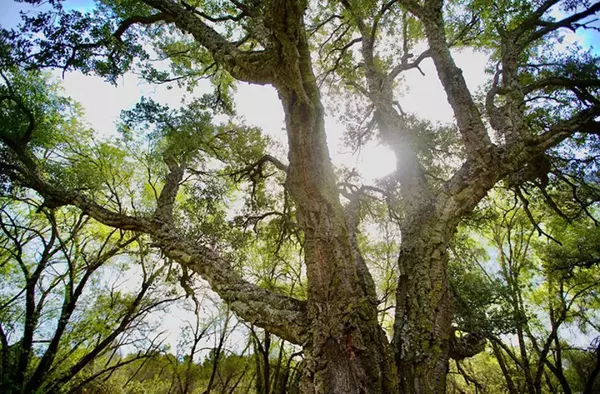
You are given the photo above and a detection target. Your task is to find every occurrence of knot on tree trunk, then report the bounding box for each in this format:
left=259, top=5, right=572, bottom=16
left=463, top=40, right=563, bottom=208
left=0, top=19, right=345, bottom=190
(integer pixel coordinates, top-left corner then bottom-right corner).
left=507, top=153, right=551, bottom=188
left=449, top=331, right=486, bottom=361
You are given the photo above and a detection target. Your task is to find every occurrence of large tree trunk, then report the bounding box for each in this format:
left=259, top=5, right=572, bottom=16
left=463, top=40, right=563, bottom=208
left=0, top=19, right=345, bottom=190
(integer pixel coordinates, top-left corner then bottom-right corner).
left=283, top=70, right=396, bottom=392
left=266, top=2, right=396, bottom=393
left=277, top=49, right=396, bottom=394
left=390, top=160, right=498, bottom=393
left=362, top=66, right=454, bottom=394
left=393, top=213, right=453, bottom=394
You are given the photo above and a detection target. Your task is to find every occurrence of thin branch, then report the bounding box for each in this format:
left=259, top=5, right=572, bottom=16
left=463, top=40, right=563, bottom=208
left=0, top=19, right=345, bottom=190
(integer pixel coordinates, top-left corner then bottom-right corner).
left=514, top=187, right=562, bottom=245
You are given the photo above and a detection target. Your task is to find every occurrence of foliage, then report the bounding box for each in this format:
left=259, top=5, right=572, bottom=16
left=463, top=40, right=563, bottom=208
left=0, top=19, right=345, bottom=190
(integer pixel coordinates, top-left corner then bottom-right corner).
left=0, top=195, right=180, bottom=394
left=448, top=189, right=600, bottom=393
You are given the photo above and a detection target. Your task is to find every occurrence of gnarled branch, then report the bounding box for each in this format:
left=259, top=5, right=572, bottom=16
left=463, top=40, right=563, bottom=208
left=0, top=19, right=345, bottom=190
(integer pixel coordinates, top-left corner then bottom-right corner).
left=142, top=0, right=276, bottom=85
left=0, top=143, right=308, bottom=345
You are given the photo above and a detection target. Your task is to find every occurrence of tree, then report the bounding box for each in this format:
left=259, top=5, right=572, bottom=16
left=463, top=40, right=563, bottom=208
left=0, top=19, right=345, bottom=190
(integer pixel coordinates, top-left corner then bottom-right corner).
left=0, top=195, right=180, bottom=394
left=1, top=0, right=599, bottom=393
left=110, top=298, right=257, bottom=394
left=446, top=191, right=600, bottom=394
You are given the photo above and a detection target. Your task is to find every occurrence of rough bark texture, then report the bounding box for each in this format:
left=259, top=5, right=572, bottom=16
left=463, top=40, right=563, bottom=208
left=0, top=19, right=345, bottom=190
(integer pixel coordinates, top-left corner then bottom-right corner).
left=264, top=2, right=396, bottom=392
left=393, top=217, right=452, bottom=393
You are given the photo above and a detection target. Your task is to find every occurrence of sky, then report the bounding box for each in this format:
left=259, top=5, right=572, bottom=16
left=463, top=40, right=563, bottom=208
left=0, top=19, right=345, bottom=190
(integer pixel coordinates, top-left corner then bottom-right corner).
left=1, top=0, right=598, bottom=354
left=53, top=56, right=491, bottom=182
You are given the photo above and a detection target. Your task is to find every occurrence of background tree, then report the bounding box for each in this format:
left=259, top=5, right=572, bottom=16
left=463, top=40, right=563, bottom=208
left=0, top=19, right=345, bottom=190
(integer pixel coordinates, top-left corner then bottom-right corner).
left=447, top=190, right=600, bottom=394
left=0, top=195, right=180, bottom=394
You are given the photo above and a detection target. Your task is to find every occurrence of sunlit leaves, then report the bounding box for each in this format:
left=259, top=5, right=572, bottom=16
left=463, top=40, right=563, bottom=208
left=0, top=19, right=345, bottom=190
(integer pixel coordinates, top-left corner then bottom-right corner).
left=452, top=186, right=600, bottom=353
left=0, top=193, right=180, bottom=392
left=0, top=69, right=69, bottom=149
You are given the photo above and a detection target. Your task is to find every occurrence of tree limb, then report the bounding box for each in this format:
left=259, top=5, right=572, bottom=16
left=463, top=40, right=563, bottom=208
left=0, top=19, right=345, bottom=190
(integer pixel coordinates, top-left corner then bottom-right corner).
left=1, top=146, right=308, bottom=345
left=418, top=5, right=493, bottom=160
left=113, top=13, right=174, bottom=41
left=524, top=2, right=600, bottom=47
left=142, top=0, right=276, bottom=85
left=523, top=77, right=600, bottom=95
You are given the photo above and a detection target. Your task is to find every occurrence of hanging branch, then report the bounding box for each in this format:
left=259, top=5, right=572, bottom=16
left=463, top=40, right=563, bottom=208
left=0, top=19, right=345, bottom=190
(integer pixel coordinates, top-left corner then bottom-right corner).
left=514, top=187, right=562, bottom=245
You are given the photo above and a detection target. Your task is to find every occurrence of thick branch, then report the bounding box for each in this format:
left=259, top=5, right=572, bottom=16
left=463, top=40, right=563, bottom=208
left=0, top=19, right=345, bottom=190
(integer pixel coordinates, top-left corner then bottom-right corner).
left=438, top=103, right=600, bottom=234
left=449, top=331, right=486, bottom=361
left=155, top=156, right=185, bottom=223
left=528, top=105, right=600, bottom=152
left=388, top=49, right=431, bottom=80
left=523, top=77, right=600, bottom=95
left=181, top=0, right=247, bottom=23
left=342, top=0, right=430, bottom=218
left=414, top=4, right=493, bottom=160
left=524, top=2, right=600, bottom=46
left=229, top=154, right=288, bottom=182
left=142, top=0, right=275, bottom=84
left=154, top=228, right=307, bottom=344
left=2, top=149, right=308, bottom=345
left=113, top=13, right=174, bottom=41
left=513, top=0, right=560, bottom=37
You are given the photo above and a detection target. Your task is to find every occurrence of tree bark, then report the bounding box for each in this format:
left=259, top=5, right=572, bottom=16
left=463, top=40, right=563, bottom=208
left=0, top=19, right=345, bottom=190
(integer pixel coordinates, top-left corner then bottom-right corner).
left=393, top=212, right=453, bottom=394
left=492, top=341, right=518, bottom=394
left=265, top=2, right=396, bottom=392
